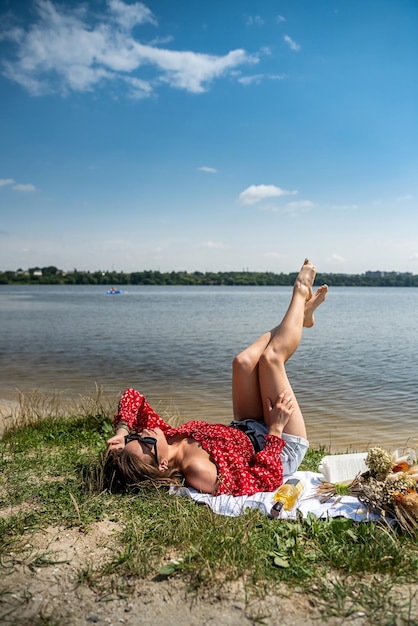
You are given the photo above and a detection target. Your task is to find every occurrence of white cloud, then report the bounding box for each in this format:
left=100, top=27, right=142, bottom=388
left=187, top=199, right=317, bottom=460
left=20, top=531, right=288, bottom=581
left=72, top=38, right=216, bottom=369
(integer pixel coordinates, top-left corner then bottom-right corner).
left=144, top=46, right=254, bottom=93
left=238, top=74, right=264, bottom=86
left=0, top=178, right=37, bottom=191
left=284, top=35, right=300, bottom=51
left=245, top=16, right=264, bottom=26
left=286, top=200, right=315, bottom=209
left=107, top=0, right=157, bottom=30
left=276, top=15, right=286, bottom=24
left=238, top=184, right=297, bottom=205
left=238, top=73, right=285, bottom=86
left=124, top=75, right=153, bottom=99
left=147, top=35, right=174, bottom=46
left=198, top=166, right=217, bottom=173
left=204, top=241, right=225, bottom=249
left=331, top=254, right=346, bottom=263
left=258, top=199, right=314, bottom=215
left=396, top=194, right=413, bottom=202
left=0, top=0, right=258, bottom=97
left=13, top=183, right=37, bottom=191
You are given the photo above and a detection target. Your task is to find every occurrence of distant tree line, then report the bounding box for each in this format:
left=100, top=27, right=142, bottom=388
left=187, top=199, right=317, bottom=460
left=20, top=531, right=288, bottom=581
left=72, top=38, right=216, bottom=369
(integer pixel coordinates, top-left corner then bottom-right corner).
left=1, top=266, right=418, bottom=287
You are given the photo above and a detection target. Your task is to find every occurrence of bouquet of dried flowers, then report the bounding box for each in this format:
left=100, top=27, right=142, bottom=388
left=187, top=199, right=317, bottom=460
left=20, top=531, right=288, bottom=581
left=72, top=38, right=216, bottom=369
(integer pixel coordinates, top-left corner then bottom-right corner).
left=316, top=447, right=418, bottom=533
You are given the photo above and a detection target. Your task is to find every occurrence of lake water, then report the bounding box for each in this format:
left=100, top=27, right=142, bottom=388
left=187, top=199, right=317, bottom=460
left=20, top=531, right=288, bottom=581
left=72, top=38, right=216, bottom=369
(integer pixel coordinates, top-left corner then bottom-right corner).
left=0, top=284, right=417, bottom=451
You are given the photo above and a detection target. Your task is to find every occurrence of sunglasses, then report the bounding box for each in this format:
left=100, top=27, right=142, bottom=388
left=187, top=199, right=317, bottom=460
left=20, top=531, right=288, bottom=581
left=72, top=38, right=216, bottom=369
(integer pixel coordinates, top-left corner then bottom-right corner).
left=124, top=433, right=159, bottom=466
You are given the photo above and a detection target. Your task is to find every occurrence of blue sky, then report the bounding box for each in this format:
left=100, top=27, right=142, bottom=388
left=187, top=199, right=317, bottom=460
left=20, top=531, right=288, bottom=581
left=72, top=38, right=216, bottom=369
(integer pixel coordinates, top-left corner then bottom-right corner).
left=1, top=0, right=417, bottom=274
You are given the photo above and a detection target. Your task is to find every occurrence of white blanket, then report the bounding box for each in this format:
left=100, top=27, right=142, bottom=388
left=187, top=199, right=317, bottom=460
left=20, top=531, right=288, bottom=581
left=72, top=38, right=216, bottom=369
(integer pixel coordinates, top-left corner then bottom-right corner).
left=171, top=471, right=383, bottom=521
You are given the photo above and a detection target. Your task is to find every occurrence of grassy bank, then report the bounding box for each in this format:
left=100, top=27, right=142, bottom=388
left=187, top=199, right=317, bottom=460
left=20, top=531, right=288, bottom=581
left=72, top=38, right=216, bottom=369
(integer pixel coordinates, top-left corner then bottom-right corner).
left=1, top=395, right=417, bottom=625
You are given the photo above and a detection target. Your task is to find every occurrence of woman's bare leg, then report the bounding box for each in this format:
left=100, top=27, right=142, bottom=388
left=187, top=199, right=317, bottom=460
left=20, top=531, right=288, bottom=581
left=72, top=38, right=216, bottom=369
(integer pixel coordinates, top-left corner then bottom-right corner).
left=232, top=260, right=326, bottom=432
left=257, top=260, right=317, bottom=438
left=232, top=329, right=272, bottom=420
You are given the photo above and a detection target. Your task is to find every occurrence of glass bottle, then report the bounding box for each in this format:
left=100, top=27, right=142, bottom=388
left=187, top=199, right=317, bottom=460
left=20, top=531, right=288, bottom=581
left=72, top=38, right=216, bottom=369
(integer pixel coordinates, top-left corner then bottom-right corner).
left=270, top=478, right=304, bottom=517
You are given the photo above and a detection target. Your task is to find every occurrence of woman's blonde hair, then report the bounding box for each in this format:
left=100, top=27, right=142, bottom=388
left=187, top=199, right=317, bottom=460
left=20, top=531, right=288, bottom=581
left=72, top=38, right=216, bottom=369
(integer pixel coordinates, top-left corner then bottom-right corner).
left=104, top=447, right=183, bottom=491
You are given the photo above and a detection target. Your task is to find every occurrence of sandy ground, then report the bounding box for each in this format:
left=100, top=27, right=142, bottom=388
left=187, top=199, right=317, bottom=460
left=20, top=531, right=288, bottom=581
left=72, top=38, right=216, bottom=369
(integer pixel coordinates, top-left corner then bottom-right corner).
left=0, top=516, right=375, bottom=626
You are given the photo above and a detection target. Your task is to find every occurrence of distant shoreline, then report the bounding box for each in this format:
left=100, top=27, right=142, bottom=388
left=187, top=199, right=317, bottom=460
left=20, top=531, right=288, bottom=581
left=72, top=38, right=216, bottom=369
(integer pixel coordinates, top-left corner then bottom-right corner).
left=1, top=267, right=418, bottom=287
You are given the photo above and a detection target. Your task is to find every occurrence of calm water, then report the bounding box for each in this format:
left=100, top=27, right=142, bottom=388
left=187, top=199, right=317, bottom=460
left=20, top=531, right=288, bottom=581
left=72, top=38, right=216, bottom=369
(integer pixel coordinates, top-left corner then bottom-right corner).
left=1, top=285, right=417, bottom=450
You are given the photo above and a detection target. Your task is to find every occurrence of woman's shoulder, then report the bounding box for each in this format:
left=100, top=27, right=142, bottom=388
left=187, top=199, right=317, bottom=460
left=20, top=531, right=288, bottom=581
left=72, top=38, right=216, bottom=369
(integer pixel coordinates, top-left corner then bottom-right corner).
left=180, top=443, right=218, bottom=494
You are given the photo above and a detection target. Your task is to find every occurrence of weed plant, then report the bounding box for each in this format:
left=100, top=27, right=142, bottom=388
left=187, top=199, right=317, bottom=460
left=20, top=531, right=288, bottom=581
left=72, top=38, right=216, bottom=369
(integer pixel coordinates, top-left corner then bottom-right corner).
left=0, top=392, right=417, bottom=625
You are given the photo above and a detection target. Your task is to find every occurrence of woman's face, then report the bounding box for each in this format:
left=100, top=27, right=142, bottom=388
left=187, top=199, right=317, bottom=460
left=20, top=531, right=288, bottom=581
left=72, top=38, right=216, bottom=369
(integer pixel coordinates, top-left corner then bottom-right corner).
left=125, top=427, right=169, bottom=471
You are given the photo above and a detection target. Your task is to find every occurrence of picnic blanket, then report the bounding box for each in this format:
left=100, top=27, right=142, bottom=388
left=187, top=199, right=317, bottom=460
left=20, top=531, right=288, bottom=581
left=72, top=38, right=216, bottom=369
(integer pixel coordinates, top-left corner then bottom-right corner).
left=171, top=470, right=383, bottom=521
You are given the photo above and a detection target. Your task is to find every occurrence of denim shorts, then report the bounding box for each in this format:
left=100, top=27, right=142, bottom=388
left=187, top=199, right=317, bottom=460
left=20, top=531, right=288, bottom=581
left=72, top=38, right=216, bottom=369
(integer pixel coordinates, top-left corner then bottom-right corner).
left=229, top=419, right=309, bottom=477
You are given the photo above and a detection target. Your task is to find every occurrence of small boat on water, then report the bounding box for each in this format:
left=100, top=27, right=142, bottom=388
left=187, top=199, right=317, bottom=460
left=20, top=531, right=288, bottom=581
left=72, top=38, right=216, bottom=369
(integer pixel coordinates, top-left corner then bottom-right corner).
left=106, top=288, right=121, bottom=295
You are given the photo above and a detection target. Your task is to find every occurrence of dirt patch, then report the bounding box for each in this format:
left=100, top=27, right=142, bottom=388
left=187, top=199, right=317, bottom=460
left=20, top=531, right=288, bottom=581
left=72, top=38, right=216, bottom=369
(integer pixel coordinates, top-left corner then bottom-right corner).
left=0, top=519, right=373, bottom=626
left=0, top=501, right=35, bottom=520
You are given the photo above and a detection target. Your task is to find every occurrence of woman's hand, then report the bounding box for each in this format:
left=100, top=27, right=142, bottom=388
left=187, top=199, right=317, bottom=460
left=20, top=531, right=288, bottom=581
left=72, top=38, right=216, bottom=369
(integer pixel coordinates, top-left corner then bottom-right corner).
left=107, top=433, right=126, bottom=450
left=265, top=390, right=294, bottom=438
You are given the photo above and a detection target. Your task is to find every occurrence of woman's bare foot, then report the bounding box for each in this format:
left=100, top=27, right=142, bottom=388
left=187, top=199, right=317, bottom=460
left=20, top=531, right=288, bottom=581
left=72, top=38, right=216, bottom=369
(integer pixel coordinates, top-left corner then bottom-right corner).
left=304, top=284, right=328, bottom=327
left=294, top=258, right=316, bottom=301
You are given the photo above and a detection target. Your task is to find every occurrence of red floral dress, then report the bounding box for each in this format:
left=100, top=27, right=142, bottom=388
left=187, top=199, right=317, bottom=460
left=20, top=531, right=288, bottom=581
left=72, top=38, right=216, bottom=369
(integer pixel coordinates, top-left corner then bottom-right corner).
left=114, top=388, right=285, bottom=496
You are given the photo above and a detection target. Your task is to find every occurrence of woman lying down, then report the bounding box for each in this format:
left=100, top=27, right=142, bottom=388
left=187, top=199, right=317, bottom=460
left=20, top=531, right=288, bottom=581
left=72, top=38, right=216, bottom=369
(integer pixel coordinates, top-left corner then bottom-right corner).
left=105, top=259, right=328, bottom=497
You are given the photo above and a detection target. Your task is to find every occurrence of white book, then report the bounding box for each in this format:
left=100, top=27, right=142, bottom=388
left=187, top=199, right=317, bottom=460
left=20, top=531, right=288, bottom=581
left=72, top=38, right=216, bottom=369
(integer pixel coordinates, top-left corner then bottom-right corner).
left=318, top=452, right=368, bottom=483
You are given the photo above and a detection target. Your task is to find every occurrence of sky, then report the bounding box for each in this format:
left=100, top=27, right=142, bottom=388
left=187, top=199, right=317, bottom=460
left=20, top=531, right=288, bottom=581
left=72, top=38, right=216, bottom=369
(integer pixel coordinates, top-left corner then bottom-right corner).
left=0, top=0, right=417, bottom=275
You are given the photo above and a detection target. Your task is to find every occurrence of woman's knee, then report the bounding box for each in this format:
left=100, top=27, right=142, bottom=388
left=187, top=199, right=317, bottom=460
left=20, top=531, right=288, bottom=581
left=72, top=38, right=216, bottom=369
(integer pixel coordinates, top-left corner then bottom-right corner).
left=258, top=345, right=285, bottom=370
left=232, top=351, right=255, bottom=376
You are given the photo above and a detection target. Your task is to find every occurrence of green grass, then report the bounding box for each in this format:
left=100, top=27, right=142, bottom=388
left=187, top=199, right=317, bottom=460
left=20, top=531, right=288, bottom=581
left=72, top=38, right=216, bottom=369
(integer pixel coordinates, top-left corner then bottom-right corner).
left=1, top=396, right=417, bottom=625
